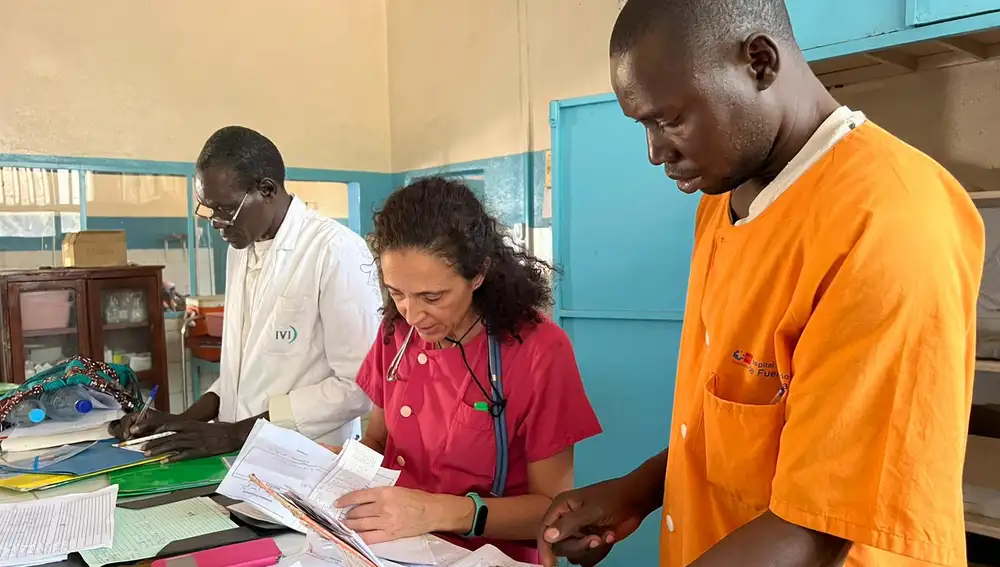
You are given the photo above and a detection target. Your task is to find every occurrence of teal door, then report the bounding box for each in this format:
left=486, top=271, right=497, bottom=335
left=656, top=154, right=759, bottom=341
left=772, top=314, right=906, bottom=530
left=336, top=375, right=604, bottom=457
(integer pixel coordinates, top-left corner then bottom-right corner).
left=909, top=0, right=1000, bottom=24
left=550, top=94, right=699, bottom=566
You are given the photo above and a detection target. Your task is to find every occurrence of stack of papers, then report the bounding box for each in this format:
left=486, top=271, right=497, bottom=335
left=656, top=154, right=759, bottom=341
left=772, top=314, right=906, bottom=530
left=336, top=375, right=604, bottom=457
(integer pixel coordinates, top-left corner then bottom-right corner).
left=220, top=421, right=534, bottom=567
left=217, top=420, right=398, bottom=533
left=2, top=409, right=122, bottom=452
left=0, top=484, right=117, bottom=567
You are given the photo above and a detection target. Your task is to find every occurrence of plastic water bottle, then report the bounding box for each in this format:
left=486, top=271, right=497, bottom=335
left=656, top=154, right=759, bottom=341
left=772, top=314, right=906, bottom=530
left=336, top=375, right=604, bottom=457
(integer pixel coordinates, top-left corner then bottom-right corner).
left=40, top=385, right=94, bottom=421
left=8, top=398, right=46, bottom=427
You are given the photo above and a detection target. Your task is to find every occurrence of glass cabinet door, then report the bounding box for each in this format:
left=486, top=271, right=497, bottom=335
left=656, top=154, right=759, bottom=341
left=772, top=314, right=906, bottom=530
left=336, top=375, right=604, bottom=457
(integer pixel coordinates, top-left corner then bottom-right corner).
left=10, top=282, right=88, bottom=382
left=95, top=283, right=154, bottom=375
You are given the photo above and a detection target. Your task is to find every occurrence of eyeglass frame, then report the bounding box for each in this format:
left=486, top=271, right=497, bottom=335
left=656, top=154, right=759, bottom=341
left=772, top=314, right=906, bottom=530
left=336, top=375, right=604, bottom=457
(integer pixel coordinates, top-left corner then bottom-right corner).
left=195, top=190, right=250, bottom=227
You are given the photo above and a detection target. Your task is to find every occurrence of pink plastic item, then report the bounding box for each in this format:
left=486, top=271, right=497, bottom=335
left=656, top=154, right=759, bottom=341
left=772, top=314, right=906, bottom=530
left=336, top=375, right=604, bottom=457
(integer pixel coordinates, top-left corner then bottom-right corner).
left=204, top=312, right=224, bottom=337
left=151, top=538, right=280, bottom=567
left=20, top=290, right=72, bottom=331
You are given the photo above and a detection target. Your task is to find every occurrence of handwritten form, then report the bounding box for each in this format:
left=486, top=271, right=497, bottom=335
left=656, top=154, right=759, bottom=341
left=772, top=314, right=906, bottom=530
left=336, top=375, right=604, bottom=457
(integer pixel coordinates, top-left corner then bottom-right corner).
left=310, top=438, right=400, bottom=520
left=218, top=420, right=400, bottom=531
left=218, top=420, right=341, bottom=531
left=79, top=496, right=238, bottom=567
left=0, top=484, right=117, bottom=567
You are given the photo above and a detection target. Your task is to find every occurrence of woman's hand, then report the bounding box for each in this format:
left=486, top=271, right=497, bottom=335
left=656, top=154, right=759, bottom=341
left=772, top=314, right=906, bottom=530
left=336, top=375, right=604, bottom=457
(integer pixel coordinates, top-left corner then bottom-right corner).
left=336, top=487, right=473, bottom=544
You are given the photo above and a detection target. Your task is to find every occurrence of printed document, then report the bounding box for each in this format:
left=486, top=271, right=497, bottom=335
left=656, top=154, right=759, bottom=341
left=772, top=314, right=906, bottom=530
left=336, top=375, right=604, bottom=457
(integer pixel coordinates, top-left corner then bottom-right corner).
left=0, top=484, right=117, bottom=567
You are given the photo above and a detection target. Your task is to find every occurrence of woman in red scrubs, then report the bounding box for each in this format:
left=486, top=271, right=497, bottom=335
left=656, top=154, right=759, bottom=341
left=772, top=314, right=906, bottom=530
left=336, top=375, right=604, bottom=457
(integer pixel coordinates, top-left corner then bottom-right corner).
left=335, top=176, right=602, bottom=562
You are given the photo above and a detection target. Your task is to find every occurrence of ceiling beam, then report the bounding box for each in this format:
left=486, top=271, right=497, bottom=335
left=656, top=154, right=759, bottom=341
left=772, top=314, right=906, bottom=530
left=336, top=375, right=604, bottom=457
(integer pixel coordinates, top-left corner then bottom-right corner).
left=864, top=51, right=918, bottom=72
left=937, top=37, right=989, bottom=60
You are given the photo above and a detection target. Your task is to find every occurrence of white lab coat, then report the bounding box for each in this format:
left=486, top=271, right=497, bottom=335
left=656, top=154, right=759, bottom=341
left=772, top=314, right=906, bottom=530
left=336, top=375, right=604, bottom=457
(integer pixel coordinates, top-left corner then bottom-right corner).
left=208, top=197, right=381, bottom=445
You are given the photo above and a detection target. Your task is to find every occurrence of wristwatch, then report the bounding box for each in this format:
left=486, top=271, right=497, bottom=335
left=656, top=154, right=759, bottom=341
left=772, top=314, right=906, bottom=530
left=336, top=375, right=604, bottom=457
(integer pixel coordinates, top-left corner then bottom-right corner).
left=463, top=492, right=489, bottom=538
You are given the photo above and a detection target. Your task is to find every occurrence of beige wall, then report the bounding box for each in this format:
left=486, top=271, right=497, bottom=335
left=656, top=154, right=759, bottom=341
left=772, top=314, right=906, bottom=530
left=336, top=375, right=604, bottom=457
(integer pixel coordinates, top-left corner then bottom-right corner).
left=386, top=0, right=620, bottom=171
left=0, top=0, right=391, bottom=172
left=836, top=59, right=1000, bottom=193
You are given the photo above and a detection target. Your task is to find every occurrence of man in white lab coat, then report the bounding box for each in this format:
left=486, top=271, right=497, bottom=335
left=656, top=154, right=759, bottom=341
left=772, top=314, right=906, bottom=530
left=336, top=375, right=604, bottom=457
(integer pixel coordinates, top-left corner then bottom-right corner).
left=110, top=126, right=382, bottom=460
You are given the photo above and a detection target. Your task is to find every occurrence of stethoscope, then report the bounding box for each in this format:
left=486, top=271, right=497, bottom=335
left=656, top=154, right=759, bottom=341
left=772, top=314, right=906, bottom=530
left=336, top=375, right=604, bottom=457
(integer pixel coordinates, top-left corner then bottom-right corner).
left=385, top=321, right=510, bottom=497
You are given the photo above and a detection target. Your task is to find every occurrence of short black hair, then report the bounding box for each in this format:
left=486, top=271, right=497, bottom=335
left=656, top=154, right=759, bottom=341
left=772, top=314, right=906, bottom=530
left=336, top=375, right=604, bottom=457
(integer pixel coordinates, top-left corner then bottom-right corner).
left=610, top=0, right=796, bottom=58
left=196, top=126, right=286, bottom=189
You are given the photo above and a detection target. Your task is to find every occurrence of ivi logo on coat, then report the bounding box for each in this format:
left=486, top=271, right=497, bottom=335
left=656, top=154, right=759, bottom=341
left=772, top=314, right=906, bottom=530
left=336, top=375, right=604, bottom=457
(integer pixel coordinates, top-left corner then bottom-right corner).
left=275, top=326, right=299, bottom=344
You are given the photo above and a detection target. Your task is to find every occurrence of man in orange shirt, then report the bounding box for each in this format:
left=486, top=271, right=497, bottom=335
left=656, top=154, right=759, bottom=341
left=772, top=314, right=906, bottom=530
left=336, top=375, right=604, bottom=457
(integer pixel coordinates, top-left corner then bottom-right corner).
left=538, top=1, right=984, bottom=567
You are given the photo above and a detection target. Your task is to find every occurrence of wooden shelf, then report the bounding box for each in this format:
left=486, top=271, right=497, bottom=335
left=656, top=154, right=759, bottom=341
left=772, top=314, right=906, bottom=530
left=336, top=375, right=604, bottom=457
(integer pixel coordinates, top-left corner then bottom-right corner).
left=976, top=359, right=1000, bottom=372
left=967, top=511, right=1000, bottom=539
left=970, top=190, right=1000, bottom=209
left=22, top=327, right=77, bottom=339
left=103, top=322, right=149, bottom=331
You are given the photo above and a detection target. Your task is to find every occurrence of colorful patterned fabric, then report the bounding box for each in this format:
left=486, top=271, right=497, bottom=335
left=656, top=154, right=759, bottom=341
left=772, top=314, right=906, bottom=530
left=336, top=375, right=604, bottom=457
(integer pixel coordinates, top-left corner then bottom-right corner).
left=0, top=357, right=144, bottom=426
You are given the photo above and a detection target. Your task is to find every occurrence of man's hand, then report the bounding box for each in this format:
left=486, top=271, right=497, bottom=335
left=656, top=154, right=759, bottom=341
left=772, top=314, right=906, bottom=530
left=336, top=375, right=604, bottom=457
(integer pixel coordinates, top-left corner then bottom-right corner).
left=140, top=421, right=246, bottom=462
left=107, top=409, right=181, bottom=441
left=538, top=477, right=651, bottom=567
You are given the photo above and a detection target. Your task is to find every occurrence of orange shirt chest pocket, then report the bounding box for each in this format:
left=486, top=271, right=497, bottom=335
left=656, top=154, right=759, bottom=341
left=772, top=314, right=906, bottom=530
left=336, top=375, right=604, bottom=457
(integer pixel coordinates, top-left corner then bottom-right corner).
left=690, top=329, right=793, bottom=510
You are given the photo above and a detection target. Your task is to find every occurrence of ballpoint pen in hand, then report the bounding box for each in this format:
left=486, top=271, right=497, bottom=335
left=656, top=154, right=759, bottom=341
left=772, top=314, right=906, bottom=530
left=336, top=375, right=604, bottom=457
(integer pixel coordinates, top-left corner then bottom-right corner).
left=135, top=385, right=158, bottom=424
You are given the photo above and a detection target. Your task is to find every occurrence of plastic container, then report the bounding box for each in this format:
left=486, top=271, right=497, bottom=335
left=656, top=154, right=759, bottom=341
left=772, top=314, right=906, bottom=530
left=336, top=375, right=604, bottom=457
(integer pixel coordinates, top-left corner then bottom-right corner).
left=204, top=313, right=224, bottom=337
left=20, top=290, right=72, bottom=331
left=40, top=385, right=94, bottom=421
left=9, top=398, right=46, bottom=427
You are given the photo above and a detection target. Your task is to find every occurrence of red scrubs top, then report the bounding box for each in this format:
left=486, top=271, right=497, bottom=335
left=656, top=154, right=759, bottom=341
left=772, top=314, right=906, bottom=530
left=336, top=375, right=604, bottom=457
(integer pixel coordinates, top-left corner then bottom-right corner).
left=357, top=316, right=602, bottom=563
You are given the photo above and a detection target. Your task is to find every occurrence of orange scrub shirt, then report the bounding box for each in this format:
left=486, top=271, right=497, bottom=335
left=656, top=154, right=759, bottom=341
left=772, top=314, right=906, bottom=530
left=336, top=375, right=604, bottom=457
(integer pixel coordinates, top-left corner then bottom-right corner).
left=662, top=109, right=985, bottom=567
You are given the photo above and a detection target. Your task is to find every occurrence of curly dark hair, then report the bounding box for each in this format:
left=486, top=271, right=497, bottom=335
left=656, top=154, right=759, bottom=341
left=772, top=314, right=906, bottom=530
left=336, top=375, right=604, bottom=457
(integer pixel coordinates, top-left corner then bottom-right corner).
left=369, top=176, right=556, bottom=344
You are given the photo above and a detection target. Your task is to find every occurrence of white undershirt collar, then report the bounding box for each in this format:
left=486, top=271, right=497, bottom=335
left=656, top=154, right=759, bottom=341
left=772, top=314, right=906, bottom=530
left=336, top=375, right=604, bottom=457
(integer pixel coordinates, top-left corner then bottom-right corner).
left=734, top=106, right=866, bottom=226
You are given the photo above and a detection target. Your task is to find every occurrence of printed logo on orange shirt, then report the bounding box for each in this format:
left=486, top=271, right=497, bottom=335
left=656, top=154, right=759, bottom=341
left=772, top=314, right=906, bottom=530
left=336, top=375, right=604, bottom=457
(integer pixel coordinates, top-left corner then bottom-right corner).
left=732, top=350, right=789, bottom=381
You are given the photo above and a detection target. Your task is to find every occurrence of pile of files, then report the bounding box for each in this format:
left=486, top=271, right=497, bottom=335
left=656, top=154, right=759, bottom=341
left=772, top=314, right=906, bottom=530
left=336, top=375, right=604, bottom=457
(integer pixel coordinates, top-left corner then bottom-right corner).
left=0, top=409, right=164, bottom=493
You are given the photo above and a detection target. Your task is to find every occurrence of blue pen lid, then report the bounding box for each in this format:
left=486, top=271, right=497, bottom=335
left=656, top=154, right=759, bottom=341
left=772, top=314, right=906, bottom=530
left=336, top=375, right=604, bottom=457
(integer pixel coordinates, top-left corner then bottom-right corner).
left=28, top=408, right=46, bottom=423
left=75, top=399, right=93, bottom=414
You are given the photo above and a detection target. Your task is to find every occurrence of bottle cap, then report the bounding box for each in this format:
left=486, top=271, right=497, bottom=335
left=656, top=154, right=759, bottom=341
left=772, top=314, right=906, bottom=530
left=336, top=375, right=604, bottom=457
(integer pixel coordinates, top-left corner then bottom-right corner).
left=28, top=408, right=46, bottom=423
left=75, top=399, right=93, bottom=414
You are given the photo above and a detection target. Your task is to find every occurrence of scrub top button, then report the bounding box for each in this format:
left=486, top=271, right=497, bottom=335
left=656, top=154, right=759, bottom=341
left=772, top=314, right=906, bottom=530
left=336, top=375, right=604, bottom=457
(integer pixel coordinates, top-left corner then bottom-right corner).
left=417, top=353, right=428, bottom=365
left=400, top=405, right=412, bottom=418
left=397, top=455, right=406, bottom=467
left=666, top=514, right=675, bottom=533
left=680, top=423, right=688, bottom=440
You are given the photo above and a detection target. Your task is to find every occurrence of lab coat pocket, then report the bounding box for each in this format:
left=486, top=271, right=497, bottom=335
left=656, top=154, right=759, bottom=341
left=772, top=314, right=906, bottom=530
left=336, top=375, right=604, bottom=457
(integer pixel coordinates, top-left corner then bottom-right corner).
left=702, top=373, right=785, bottom=509
left=264, top=296, right=314, bottom=356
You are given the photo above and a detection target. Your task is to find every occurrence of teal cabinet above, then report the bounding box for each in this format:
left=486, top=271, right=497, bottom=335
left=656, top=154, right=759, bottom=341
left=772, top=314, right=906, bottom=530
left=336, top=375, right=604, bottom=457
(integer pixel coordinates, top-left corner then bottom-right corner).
left=786, top=0, right=906, bottom=50
left=908, top=0, right=1000, bottom=25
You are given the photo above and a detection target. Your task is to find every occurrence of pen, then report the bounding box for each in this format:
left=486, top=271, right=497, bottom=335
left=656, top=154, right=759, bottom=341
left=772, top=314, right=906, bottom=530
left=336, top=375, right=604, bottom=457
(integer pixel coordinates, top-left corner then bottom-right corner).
left=115, top=430, right=176, bottom=449
left=135, top=385, right=158, bottom=425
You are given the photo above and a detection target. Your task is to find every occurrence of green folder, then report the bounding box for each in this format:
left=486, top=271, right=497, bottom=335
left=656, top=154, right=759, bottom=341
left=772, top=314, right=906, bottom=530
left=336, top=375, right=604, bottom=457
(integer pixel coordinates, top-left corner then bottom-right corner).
left=108, top=453, right=236, bottom=497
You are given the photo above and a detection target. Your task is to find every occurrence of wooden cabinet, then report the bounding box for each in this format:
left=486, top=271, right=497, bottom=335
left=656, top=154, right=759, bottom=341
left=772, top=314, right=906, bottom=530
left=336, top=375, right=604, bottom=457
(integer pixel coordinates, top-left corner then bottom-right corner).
left=0, top=266, right=169, bottom=412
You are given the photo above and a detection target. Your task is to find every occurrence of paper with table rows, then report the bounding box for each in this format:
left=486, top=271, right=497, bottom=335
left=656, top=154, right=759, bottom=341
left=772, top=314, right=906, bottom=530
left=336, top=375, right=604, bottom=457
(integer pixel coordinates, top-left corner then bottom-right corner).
left=0, top=484, right=117, bottom=567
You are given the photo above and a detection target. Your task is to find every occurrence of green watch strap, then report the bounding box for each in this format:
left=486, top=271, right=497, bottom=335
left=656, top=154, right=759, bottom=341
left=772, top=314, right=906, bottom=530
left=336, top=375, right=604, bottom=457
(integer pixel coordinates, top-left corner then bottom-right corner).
left=463, top=492, right=488, bottom=538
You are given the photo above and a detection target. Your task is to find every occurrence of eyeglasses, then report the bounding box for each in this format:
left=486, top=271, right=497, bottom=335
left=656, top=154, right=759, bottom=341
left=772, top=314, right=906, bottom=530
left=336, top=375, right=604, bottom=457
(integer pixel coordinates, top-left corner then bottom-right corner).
left=194, top=191, right=250, bottom=227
